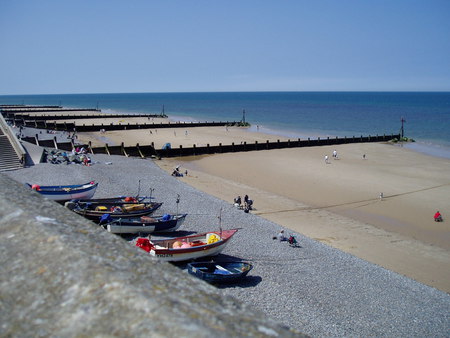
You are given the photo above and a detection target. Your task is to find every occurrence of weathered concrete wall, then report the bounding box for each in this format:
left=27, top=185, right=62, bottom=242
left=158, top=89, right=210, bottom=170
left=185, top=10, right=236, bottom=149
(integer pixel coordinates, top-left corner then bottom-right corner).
left=0, top=174, right=303, bottom=337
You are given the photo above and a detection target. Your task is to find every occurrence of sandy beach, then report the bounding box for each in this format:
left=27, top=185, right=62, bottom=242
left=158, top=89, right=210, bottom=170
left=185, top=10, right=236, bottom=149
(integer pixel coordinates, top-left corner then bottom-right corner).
left=77, top=122, right=450, bottom=293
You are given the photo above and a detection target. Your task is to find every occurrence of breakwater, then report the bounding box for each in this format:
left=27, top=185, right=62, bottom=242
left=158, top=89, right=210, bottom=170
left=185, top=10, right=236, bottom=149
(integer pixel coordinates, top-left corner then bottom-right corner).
left=18, top=120, right=239, bottom=132
left=22, top=133, right=400, bottom=159
left=7, top=113, right=165, bottom=122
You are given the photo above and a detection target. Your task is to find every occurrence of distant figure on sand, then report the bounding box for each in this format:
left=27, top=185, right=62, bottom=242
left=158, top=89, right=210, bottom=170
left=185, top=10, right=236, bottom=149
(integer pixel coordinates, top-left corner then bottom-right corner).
left=379, top=192, right=384, bottom=200
left=332, top=149, right=337, bottom=159
left=434, top=211, right=443, bottom=222
left=324, top=155, right=329, bottom=164
left=363, top=154, right=366, bottom=159
left=234, top=196, right=242, bottom=209
left=244, top=195, right=253, bottom=211
left=277, top=230, right=287, bottom=241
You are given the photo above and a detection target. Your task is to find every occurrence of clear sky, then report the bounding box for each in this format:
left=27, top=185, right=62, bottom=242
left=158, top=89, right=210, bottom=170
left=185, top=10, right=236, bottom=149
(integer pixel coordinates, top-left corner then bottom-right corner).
left=1, top=0, right=449, bottom=94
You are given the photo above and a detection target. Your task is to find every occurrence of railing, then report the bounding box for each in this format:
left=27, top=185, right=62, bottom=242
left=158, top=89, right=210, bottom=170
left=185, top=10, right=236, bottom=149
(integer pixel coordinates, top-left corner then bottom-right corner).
left=0, top=114, right=26, bottom=165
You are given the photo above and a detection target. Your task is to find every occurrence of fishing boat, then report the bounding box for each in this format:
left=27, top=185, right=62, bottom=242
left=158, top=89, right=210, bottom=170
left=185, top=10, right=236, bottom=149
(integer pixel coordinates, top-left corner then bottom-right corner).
left=187, top=261, right=253, bottom=284
left=66, top=200, right=163, bottom=221
left=135, top=229, right=239, bottom=262
left=70, top=195, right=153, bottom=204
left=26, top=181, right=98, bottom=202
left=100, top=213, right=188, bottom=234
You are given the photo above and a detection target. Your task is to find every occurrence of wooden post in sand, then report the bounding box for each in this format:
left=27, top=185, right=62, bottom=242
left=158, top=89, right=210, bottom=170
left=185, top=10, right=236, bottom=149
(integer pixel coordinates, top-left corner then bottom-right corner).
left=136, top=143, right=144, bottom=158
left=105, top=143, right=111, bottom=156
left=121, top=142, right=126, bottom=157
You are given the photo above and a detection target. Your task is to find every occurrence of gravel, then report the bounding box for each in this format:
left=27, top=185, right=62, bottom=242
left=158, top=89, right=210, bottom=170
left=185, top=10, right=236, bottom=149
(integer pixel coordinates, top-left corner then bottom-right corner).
left=5, top=152, right=450, bottom=337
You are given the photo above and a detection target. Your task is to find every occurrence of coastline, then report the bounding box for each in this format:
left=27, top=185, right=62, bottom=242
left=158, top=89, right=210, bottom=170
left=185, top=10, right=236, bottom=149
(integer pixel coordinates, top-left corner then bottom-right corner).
left=75, top=118, right=450, bottom=293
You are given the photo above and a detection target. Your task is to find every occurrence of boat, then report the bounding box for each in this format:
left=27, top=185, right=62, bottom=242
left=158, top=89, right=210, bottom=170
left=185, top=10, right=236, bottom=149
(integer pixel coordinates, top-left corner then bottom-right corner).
left=100, top=213, right=188, bottom=234
left=135, top=229, right=239, bottom=262
left=66, top=200, right=163, bottom=221
left=26, top=181, right=98, bottom=202
left=187, top=261, right=253, bottom=284
left=70, top=195, right=153, bottom=204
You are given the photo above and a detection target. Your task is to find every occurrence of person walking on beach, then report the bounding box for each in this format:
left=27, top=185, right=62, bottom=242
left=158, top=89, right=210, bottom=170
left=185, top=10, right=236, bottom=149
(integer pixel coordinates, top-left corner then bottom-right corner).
left=324, top=155, right=329, bottom=164
left=333, top=149, right=337, bottom=159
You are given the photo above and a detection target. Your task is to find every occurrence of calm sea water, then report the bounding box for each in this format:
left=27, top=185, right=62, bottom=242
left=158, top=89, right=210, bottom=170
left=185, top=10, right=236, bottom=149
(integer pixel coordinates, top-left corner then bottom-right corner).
left=1, top=92, right=450, bottom=158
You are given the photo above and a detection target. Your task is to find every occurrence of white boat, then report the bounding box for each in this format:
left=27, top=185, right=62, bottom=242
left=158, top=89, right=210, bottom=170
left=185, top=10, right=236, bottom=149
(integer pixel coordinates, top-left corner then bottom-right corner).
left=104, top=213, right=187, bottom=234
left=135, top=229, right=238, bottom=262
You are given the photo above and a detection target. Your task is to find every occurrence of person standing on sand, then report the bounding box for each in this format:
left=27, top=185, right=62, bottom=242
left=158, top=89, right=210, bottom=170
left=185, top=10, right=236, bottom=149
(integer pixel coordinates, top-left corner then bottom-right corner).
left=324, top=155, right=329, bottom=164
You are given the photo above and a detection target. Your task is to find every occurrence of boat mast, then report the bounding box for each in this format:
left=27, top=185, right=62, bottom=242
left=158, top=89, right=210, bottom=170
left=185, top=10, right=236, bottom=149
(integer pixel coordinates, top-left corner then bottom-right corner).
left=136, top=180, right=141, bottom=199
left=218, top=208, right=223, bottom=237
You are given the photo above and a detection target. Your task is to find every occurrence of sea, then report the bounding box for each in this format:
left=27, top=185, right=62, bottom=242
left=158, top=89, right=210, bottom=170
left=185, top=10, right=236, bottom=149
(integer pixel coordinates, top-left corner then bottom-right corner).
left=1, top=92, right=450, bottom=159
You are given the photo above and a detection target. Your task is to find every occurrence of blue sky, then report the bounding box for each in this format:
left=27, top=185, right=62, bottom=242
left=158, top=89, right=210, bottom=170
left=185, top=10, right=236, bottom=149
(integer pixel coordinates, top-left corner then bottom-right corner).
left=1, top=0, right=449, bottom=94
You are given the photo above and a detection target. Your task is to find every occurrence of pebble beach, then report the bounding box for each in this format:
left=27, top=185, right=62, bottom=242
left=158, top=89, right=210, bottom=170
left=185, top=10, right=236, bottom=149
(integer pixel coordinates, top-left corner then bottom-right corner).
left=5, top=149, right=450, bottom=337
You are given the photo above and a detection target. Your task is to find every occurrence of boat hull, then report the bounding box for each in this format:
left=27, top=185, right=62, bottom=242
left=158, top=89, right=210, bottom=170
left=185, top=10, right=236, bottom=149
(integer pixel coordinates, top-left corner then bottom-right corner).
left=27, top=182, right=98, bottom=202
left=136, top=229, right=238, bottom=262
left=106, top=214, right=187, bottom=234
left=187, top=262, right=253, bottom=283
left=70, top=202, right=163, bottom=221
left=150, top=241, right=227, bottom=262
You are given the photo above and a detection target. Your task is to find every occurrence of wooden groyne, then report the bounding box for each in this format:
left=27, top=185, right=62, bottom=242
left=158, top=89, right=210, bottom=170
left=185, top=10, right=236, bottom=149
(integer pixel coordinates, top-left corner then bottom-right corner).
left=22, top=133, right=400, bottom=159
left=0, top=105, right=61, bottom=109
left=1, top=107, right=99, bottom=114
left=18, top=120, right=240, bottom=131
left=7, top=113, right=166, bottom=122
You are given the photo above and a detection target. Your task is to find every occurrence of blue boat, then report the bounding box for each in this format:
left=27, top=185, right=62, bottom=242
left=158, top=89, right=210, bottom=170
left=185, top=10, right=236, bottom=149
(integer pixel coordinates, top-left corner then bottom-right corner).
left=27, top=181, right=98, bottom=202
left=187, top=261, right=253, bottom=284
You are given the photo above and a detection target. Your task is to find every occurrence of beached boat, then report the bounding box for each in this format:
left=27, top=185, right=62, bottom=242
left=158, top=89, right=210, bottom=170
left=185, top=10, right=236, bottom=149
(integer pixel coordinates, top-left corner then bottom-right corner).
left=70, top=195, right=153, bottom=204
left=26, top=181, right=98, bottom=202
left=135, top=229, right=239, bottom=262
left=100, top=213, right=187, bottom=234
left=66, top=200, right=163, bottom=221
left=187, top=261, right=253, bottom=284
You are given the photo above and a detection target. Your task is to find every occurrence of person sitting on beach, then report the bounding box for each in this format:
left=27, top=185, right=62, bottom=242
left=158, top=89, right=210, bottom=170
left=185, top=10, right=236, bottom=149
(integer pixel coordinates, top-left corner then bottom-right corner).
left=234, top=196, right=242, bottom=209
left=277, top=230, right=287, bottom=241
left=434, top=211, right=443, bottom=222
